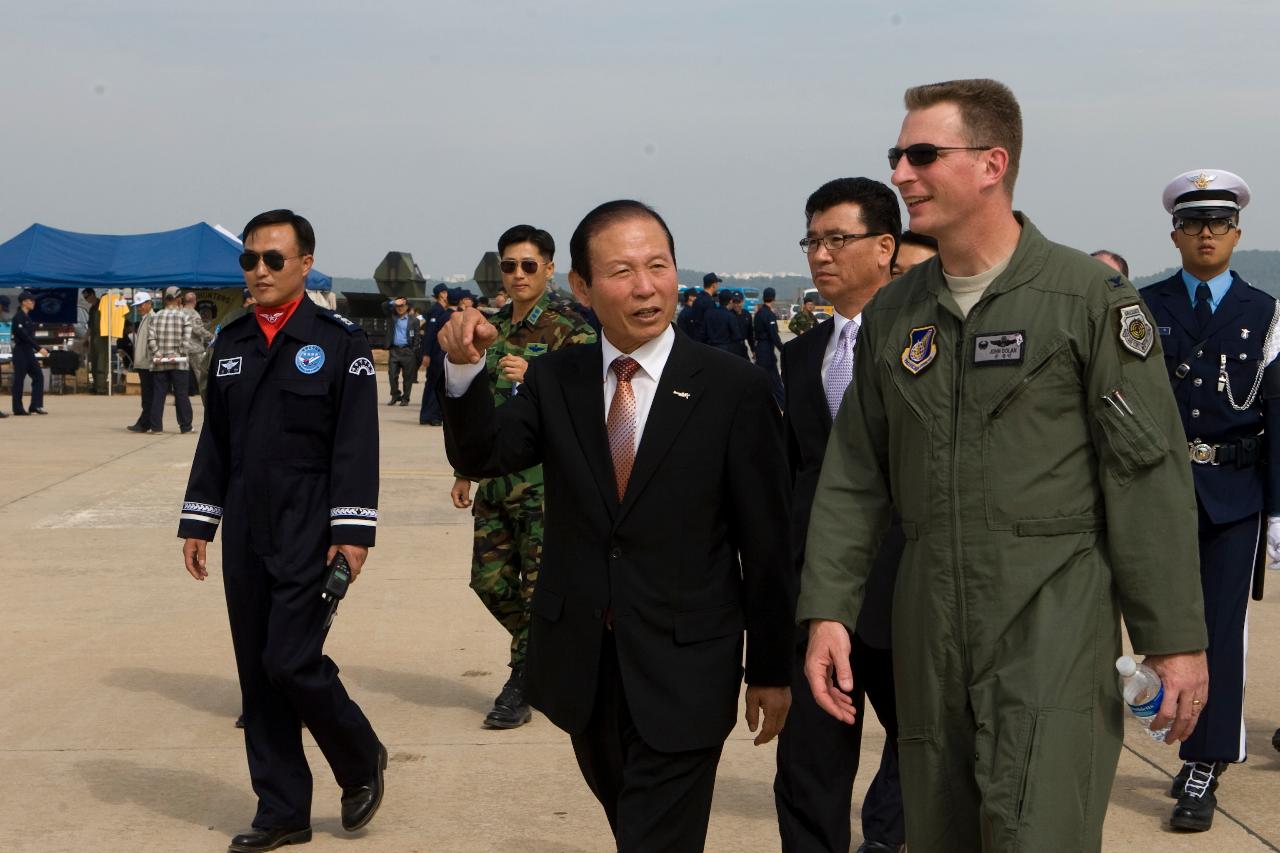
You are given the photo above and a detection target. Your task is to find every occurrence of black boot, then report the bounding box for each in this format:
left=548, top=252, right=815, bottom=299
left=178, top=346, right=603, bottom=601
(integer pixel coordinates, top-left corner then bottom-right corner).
left=1168, top=759, right=1227, bottom=797
left=1169, top=760, right=1224, bottom=831
left=483, top=665, right=532, bottom=729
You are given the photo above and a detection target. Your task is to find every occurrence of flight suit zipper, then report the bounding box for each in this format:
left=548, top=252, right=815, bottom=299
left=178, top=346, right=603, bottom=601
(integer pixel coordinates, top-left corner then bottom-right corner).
left=950, top=310, right=974, bottom=674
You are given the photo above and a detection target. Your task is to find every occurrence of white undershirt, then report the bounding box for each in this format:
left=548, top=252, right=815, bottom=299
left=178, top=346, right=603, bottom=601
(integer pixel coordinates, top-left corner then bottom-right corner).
left=820, top=311, right=860, bottom=385
left=443, top=325, right=676, bottom=454
left=942, top=254, right=1012, bottom=318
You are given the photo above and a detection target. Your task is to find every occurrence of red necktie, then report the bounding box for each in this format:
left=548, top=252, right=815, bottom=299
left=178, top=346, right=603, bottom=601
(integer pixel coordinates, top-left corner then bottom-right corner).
left=607, top=356, right=641, bottom=501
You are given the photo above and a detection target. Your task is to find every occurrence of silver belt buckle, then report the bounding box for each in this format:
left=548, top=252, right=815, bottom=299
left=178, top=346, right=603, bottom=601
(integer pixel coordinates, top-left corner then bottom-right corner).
left=1189, top=442, right=1217, bottom=465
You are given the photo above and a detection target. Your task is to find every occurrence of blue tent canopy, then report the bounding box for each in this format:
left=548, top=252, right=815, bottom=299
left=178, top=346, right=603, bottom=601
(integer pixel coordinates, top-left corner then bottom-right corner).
left=0, top=222, right=332, bottom=291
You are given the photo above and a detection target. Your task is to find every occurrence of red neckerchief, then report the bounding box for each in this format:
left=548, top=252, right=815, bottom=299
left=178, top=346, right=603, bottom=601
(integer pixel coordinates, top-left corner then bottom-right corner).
left=254, top=295, right=304, bottom=347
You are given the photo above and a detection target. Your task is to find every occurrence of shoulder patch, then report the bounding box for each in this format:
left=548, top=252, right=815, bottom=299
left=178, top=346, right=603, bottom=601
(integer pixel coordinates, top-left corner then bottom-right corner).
left=318, top=309, right=363, bottom=334
left=1107, top=275, right=1125, bottom=289
left=1118, top=304, right=1154, bottom=358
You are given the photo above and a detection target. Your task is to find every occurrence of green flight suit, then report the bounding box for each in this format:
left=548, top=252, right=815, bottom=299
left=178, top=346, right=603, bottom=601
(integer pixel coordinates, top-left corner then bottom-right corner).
left=464, top=291, right=596, bottom=668
left=797, top=216, right=1207, bottom=853
left=789, top=308, right=817, bottom=336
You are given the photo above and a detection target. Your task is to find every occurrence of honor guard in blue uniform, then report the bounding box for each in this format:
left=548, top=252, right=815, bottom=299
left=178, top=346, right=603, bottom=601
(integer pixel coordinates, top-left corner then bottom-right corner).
left=9, top=290, right=48, bottom=416
left=178, top=210, right=386, bottom=853
left=1139, top=170, right=1279, bottom=832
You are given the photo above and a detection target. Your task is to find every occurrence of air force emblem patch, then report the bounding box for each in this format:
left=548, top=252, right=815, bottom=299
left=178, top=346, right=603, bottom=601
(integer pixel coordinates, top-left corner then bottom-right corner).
left=1118, top=304, right=1154, bottom=359
left=348, top=356, right=375, bottom=376
left=216, top=356, right=242, bottom=377
left=295, top=344, right=325, bottom=374
left=901, top=326, right=938, bottom=375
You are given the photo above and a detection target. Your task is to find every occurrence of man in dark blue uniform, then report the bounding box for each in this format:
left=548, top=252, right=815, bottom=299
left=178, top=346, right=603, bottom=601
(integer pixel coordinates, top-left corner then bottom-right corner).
left=753, top=287, right=785, bottom=409
left=178, top=210, right=386, bottom=853
left=419, top=282, right=451, bottom=426
left=730, top=291, right=754, bottom=359
left=10, top=290, right=48, bottom=416
left=685, top=272, right=719, bottom=342
left=1139, top=169, right=1279, bottom=833
left=704, top=290, right=737, bottom=353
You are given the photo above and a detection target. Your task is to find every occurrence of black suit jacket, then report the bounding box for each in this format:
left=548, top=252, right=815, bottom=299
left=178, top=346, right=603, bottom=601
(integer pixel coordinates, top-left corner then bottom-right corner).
left=780, top=320, right=901, bottom=649
left=444, top=331, right=794, bottom=752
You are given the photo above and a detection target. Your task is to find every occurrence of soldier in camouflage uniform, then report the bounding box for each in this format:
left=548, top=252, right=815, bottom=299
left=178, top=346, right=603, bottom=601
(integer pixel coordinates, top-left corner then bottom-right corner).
left=450, top=224, right=597, bottom=729
left=789, top=297, right=818, bottom=335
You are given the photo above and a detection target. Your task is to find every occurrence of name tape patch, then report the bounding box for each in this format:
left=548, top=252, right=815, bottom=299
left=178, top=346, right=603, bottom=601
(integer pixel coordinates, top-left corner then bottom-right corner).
left=974, top=331, right=1026, bottom=365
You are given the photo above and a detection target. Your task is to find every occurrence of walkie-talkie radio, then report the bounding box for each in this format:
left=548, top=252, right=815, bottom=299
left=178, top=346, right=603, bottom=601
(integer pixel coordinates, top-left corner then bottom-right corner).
left=322, top=552, right=352, bottom=630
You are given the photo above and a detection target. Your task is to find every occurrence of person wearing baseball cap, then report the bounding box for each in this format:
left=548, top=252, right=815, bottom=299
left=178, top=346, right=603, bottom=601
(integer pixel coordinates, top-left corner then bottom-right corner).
left=1138, top=169, right=1271, bottom=832
left=126, top=291, right=157, bottom=432
left=10, top=290, right=48, bottom=415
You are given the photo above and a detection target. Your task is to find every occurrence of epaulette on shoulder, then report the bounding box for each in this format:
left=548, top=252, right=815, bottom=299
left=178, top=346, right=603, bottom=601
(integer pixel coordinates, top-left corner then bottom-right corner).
left=318, top=308, right=364, bottom=334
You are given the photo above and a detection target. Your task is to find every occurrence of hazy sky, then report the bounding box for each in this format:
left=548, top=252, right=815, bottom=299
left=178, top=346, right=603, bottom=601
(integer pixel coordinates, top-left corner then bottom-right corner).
left=3, top=1, right=1276, bottom=280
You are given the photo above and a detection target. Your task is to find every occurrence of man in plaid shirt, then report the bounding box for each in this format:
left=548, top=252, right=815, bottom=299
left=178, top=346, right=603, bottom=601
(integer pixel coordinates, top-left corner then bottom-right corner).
left=147, top=286, right=194, bottom=433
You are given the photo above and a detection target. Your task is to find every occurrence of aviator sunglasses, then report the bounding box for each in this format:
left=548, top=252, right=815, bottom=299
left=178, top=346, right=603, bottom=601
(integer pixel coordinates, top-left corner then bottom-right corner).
left=238, top=250, right=307, bottom=272
left=500, top=259, right=547, bottom=275
left=888, top=143, right=993, bottom=169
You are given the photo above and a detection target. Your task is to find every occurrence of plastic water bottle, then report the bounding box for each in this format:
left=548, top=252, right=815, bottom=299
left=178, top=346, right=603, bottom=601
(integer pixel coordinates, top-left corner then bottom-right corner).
left=1116, top=655, right=1170, bottom=742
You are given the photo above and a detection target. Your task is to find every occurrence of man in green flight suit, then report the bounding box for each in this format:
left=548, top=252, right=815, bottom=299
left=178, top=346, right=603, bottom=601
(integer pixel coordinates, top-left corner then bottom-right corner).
left=789, top=297, right=817, bottom=336
left=449, top=224, right=597, bottom=729
left=798, top=78, right=1210, bottom=852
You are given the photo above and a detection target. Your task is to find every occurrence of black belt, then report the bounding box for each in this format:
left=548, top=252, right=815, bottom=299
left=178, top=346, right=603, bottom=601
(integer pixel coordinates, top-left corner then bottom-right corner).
left=1188, top=436, right=1263, bottom=467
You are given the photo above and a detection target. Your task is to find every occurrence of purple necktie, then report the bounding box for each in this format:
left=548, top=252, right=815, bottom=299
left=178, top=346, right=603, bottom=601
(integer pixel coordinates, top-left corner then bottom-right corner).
left=824, top=320, right=857, bottom=419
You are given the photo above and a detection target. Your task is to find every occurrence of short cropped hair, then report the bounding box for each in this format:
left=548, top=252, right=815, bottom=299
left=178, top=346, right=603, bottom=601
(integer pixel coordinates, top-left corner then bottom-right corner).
left=900, top=230, right=939, bottom=251
left=718, top=290, right=735, bottom=307
left=242, top=209, right=316, bottom=256
left=498, top=224, right=555, bottom=261
left=904, top=78, right=1023, bottom=194
left=569, top=200, right=676, bottom=287
left=805, top=177, right=902, bottom=265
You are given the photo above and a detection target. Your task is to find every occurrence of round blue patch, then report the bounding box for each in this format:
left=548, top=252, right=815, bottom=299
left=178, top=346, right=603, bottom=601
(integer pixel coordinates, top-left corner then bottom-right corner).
left=295, top=344, right=325, bottom=374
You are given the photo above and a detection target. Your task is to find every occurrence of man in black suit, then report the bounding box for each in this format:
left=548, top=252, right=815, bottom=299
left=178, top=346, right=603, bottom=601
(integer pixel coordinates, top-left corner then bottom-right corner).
left=439, top=199, right=794, bottom=853
left=774, top=178, right=905, bottom=853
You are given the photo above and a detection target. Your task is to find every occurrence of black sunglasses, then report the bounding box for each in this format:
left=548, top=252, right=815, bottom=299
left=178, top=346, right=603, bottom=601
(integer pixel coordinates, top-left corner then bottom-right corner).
left=500, top=259, right=546, bottom=275
left=888, top=143, right=993, bottom=169
left=238, top=250, right=306, bottom=272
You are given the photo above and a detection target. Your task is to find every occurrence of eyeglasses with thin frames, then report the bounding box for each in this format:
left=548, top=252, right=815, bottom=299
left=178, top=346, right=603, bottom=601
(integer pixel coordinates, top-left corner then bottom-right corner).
left=799, top=233, right=884, bottom=254
left=500, top=259, right=547, bottom=275
left=888, top=143, right=994, bottom=169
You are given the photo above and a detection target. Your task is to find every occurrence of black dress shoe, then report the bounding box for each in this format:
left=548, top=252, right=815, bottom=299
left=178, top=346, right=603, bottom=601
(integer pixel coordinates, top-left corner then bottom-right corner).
left=484, top=665, right=532, bottom=729
left=12, top=410, right=29, bottom=416
left=31, top=407, right=47, bottom=415
left=1169, top=761, right=1221, bottom=831
left=423, top=419, right=442, bottom=427
left=235, top=713, right=246, bottom=729
left=0, top=411, right=8, bottom=418
left=341, top=744, right=388, bottom=831
left=227, top=826, right=311, bottom=852
left=386, top=396, right=400, bottom=406
left=856, top=843, right=904, bottom=853
left=1273, top=728, right=1280, bottom=752
left=180, top=426, right=194, bottom=433
left=398, top=399, right=409, bottom=406
left=126, top=423, right=148, bottom=432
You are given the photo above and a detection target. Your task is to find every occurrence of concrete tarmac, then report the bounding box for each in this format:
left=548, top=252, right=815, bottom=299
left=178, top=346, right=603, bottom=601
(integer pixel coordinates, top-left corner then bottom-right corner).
left=2, top=377, right=1279, bottom=852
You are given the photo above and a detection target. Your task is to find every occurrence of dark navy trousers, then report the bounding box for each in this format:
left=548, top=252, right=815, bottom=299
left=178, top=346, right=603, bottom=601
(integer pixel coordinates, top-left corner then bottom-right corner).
left=11, top=348, right=43, bottom=413
left=1181, top=507, right=1259, bottom=764
left=223, top=529, right=382, bottom=829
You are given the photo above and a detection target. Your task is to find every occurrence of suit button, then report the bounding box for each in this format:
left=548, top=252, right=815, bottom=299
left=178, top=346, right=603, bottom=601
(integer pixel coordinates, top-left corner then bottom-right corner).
left=609, top=547, right=622, bottom=559
left=1196, top=350, right=1204, bottom=358
left=1193, top=378, right=1203, bottom=387
left=1191, top=409, right=1200, bottom=418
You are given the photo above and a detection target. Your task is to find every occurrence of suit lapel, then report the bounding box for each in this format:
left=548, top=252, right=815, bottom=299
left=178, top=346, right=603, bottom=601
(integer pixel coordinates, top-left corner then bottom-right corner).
left=615, top=335, right=705, bottom=526
left=1153, top=275, right=1199, bottom=339
left=562, top=345, right=618, bottom=520
left=804, top=321, right=835, bottom=429
left=1203, top=274, right=1254, bottom=339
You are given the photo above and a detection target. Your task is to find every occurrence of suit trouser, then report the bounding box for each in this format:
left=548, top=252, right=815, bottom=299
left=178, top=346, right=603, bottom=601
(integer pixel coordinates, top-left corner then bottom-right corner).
left=11, top=348, right=43, bottom=412
left=1180, top=507, right=1258, bottom=763
left=775, top=632, right=904, bottom=852
left=150, top=369, right=192, bottom=431
left=420, top=360, right=444, bottom=423
left=133, top=369, right=154, bottom=428
left=89, top=336, right=107, bottom=392
left=387, top=346, right=417, bottom=401
left=570, top=631, right=724, bottom=853
left=223, top=529, right=382, bottom=829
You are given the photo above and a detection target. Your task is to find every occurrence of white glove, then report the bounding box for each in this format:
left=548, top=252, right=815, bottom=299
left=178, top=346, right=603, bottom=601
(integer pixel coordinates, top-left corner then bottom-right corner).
left=1267, top=516, right=1280, bottom=564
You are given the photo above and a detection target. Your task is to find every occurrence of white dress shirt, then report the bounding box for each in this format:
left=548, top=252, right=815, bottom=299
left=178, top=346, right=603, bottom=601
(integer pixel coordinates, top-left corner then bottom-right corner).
left=820, top=311, right=860, bottom=385
left=444, top=325, right=677, bottom=455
